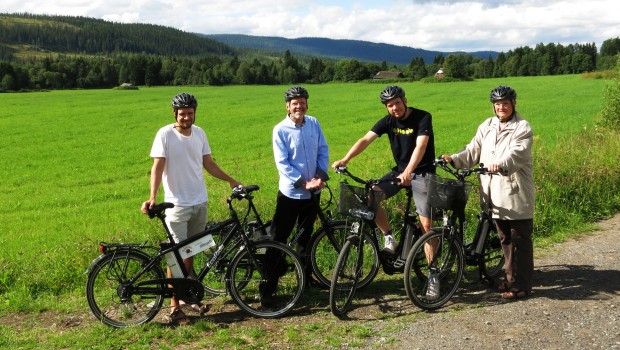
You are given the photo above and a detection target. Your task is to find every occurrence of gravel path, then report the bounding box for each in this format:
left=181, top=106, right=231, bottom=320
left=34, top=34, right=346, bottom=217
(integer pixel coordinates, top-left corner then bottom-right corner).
left=379, top=214, right=620, bottom=350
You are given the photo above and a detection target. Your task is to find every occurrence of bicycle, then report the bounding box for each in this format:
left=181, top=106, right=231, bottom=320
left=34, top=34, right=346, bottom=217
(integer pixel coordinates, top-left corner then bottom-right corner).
left=84, top=185, right=306, bottom=327
left=240, top=181, right=377, bottom=290
left=328, top=166, right=426, bottom=317
left=403, top=158, right=505, bottom=310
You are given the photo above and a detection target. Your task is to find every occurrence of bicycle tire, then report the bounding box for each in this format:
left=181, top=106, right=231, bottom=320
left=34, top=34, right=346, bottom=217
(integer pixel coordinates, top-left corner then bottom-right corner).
left=480, top=224, right=505, bottom=278
left=227, top=240, right=305, bottom=318
left=329, top=238, right=363, bottom=317
left=404, top=229, right=464, bottom=310
left=85, top=250, right=165, bottom=327
left=309, top=221, right=380, bottom=290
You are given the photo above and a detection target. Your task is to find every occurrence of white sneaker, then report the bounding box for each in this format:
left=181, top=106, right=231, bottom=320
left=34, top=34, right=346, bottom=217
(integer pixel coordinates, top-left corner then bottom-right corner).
left=383, top=235, right=397, bottom=254
left=426, top=270, right=440, bottom=301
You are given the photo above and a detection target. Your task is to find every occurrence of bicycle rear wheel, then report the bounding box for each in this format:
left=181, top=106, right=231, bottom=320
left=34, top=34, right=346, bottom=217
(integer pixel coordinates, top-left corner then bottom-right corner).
left=227, top=241, right=305, bottom=318
left=329, top=238, right=363, bottom=318
left=85, top=250, right=165, bottom=327
left=480, top=224, right=505, bottom=278
left=309, top=221, right=380, bottom=290
left=404, top=229, right=464, bottom=310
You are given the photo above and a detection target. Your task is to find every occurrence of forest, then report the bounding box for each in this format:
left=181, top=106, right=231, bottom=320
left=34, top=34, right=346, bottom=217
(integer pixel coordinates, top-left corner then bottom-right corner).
left=1, top=13, right=620, bottom=91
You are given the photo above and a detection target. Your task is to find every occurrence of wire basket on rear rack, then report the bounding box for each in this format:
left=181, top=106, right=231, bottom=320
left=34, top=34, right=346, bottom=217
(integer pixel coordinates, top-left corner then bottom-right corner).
left=427, top=174, right=472, bottom=211
left=338, top=182, right=380, bottom=220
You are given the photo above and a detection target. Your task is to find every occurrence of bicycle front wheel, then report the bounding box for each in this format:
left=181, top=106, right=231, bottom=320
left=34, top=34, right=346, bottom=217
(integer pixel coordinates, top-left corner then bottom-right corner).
left=196, top=226, right=244, bottom=296
left=227, top=241, right=305, bottom=318
left=85, top=251, right=166, bottom=327
left=480, top=224, right=505, bottom=278
left=309, top=221, right=380, bottom=290
left=329, top=238, right=363, bottom=318
left=404, top=229, right=464, bottom=310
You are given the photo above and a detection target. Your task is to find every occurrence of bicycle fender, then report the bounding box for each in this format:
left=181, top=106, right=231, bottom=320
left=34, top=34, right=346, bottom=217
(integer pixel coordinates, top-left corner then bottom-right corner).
left=82, top=248, right=154, bottom=275
left=83, top=254, right=107, bottom=275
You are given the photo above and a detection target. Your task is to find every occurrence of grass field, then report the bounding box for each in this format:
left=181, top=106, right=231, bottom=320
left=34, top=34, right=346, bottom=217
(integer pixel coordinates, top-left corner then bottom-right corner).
left=0, top=74, right=618, bottom=348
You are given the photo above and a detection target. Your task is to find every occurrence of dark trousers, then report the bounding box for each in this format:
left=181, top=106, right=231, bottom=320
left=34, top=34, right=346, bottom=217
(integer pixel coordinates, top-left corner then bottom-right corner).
left=270, top=191, right=319, bottom=259
left=261, top=191, right=319, bottom=295
left=495, top=218, right=534, bottom=293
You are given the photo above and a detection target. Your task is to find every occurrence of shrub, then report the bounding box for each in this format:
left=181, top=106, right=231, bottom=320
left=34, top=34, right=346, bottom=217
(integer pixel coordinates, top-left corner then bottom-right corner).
left=599, top=56, right=620, bottom=131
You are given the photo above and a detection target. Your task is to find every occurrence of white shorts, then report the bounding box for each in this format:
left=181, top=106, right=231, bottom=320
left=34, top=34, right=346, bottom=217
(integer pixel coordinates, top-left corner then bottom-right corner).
left=165, top=202, right=208, bottom=243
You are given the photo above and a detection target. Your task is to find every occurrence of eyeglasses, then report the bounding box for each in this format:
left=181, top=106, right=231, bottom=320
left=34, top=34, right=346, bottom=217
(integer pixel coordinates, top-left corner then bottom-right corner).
left=493, top=101, right=512, bottom=108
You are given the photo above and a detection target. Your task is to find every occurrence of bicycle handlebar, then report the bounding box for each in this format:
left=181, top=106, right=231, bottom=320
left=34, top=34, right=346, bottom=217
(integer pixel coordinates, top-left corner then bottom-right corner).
left=229, top=185, right=260, bottom=201
left=434, top=158, right=497, bottom=180
left=335, top=166, right=400, bottom=187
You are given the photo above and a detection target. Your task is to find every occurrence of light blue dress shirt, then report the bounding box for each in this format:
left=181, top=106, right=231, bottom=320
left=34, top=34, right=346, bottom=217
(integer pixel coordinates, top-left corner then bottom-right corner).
left=273, top=115, right=329, bottom=199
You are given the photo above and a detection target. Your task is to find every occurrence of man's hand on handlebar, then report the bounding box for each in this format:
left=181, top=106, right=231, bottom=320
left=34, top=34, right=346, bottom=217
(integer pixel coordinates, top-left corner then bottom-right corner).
left=396, top=170, right=412, bottom=186
left=331, top=159, right=347, bottom=169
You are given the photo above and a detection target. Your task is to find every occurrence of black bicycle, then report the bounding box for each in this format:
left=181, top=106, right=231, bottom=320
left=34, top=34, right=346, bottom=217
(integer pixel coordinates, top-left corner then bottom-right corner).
left=85, top=185, right=306, bottom=327
left=237, top=181, right=378, bottom=290
left=328, top=166, right=426, bottom=317
left=403, top=159, right=505, bottom=310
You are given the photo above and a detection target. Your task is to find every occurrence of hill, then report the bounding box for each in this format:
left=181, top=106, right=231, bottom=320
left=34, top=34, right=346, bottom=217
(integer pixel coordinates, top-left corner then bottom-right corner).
left=0, top=13, right=235, bottom=59
left=205, top=34, right=499, bottom=64
left=1, top=13, right=495, bottom=65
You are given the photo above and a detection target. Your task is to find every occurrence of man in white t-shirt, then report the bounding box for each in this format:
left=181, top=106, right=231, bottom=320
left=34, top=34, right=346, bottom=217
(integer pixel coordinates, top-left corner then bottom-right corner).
left=141, top=92, right=242, bottom=324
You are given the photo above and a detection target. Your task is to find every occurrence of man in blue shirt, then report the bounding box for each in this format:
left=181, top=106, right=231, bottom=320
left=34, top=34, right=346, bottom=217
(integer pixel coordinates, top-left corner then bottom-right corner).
left=262, top=86, right=329, bottom=306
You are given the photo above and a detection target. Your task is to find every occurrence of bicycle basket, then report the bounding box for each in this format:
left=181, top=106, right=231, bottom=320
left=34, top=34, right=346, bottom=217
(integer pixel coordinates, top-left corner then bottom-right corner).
left=427, top=174, right=472, bottom=210
left=338, top=182, right=379, bottom=219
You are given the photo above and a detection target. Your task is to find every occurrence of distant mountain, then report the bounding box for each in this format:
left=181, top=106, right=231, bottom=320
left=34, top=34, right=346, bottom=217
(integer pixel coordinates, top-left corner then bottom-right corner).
left=205, top=34, right=498, bottom=65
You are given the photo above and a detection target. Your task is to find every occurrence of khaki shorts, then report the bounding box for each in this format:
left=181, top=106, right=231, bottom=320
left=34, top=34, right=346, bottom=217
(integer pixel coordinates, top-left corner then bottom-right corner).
left=165, top=202, right=208, bottom=243
left=376, top=171, right=432, bottom=218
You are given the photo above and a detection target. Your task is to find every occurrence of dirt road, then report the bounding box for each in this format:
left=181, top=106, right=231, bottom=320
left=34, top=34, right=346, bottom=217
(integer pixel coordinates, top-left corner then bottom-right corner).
left=375, top=214, right=620, bottom=350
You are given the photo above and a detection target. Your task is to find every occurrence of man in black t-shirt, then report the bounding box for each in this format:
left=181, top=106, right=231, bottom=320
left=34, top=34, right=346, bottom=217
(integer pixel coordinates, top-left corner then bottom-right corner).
left=332, top=86, right=436, bottom=256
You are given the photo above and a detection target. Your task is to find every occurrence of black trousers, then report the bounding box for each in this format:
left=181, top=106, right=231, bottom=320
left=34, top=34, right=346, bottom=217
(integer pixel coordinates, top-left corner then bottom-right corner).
left=495, top=218, right=534, bottom=293
left=261, top=191, right=319, bottom=295
left=270, top=191, right=319, bottom=258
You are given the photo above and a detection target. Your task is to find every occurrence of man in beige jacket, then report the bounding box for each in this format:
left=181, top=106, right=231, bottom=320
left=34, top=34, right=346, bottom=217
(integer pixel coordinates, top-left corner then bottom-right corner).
left=441, top=85, right=534, bottom=299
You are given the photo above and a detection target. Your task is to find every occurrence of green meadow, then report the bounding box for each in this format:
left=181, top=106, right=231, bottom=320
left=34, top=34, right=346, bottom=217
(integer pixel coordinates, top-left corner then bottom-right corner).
left=0, top=75, right=618, bottom=348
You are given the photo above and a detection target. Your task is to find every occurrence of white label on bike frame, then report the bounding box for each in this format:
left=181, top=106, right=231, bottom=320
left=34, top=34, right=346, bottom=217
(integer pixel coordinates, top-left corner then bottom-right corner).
left=179, top=234, right=216, bottom=260
left=164, top=252, right=184, bottom=278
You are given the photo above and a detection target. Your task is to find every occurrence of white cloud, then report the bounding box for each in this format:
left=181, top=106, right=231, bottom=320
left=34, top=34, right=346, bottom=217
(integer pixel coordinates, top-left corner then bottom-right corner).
left=1, top=0, right=617, bottom=52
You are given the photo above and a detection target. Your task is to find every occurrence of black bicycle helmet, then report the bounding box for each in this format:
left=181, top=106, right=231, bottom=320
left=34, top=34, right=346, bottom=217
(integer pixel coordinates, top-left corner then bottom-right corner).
left=284, top=86, right=309, bottom=102
left=380, top=85, right=406, bottom=104
left=171, top=92, right=198, bottom=109
left=489, top=85, right=517, bottom=102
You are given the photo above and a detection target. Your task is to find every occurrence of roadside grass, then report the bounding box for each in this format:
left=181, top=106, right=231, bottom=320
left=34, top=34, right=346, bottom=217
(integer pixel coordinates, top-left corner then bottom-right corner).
left=0, top=75, right=618, bottom=349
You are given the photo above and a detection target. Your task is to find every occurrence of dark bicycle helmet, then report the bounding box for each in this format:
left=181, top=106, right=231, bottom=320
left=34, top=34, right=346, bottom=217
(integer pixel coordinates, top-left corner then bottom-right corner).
left=380, top=85, right=406, bottom=104
left=489, top=85, right=517, bottom=102
left=284, top=86, right=309, bottom=102
left=171, top=92, right=198, bottom=109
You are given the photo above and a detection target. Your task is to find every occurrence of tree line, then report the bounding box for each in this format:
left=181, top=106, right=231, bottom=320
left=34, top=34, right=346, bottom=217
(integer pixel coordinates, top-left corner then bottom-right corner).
left=1, top=12, right=619, bottom=91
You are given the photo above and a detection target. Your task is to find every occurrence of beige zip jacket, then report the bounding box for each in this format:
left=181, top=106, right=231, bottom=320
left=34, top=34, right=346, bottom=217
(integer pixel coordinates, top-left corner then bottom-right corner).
left=450, top=114, right=535, bottom=220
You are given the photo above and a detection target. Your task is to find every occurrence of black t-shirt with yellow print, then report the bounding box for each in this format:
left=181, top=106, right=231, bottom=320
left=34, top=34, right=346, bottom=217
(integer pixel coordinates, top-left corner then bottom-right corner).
left=371, top=106, right=436, bottom=173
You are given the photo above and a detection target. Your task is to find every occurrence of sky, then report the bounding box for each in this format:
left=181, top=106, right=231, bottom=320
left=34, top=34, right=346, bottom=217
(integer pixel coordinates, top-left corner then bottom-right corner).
left=1, top=0, right=618, bottom=52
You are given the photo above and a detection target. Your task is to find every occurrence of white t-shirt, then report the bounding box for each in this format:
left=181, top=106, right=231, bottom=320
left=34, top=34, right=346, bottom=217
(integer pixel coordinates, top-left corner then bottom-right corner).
left=150, top=124, right=212, bottom=206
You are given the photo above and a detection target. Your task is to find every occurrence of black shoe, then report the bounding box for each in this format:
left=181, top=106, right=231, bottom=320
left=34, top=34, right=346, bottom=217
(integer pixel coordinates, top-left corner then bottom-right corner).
left=260, top=293, right=277, bottom=308
left=259, top=280, right=278, bottom=308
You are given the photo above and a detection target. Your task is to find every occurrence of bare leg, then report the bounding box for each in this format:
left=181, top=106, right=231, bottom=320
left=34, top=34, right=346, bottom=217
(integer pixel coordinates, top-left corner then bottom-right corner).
left=420, top=215, right=438, bottom=265
left=372, top=188, right=390, bottom=235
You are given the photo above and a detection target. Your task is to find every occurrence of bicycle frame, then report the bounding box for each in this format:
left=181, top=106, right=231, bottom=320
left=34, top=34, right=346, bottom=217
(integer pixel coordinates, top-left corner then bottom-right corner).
left=88, top=186, right=270, bottom=301
left=430, top=159, right=503, bottom=278
left=335, top=167, right=425, bottom=273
